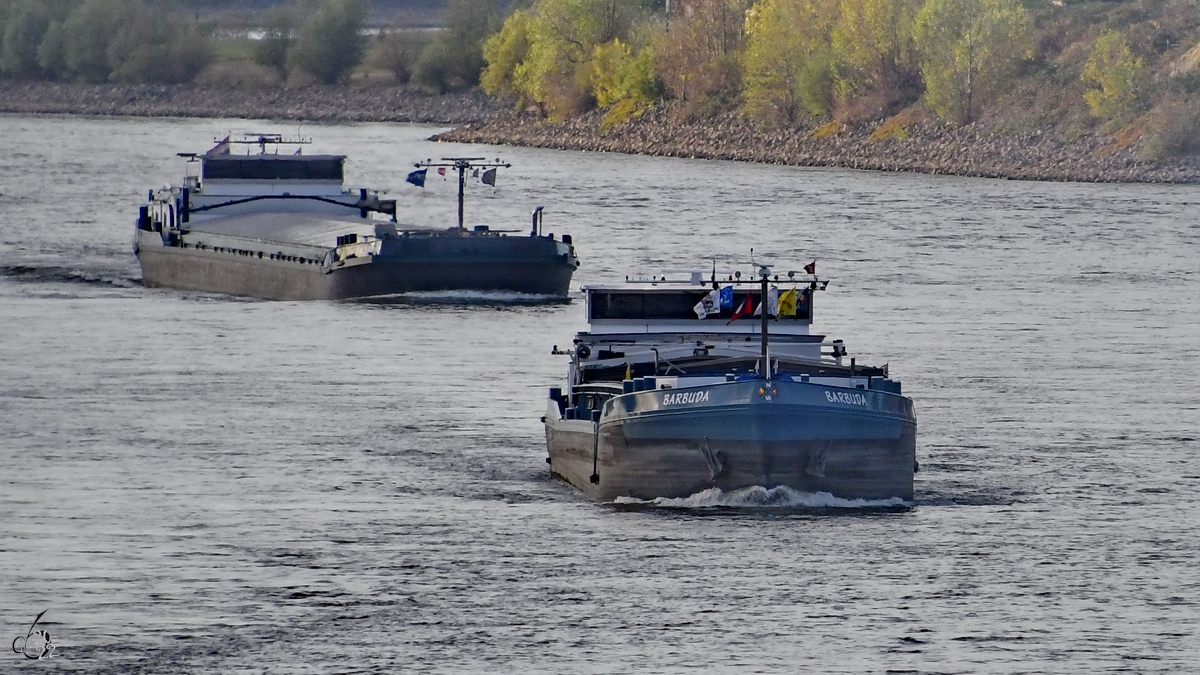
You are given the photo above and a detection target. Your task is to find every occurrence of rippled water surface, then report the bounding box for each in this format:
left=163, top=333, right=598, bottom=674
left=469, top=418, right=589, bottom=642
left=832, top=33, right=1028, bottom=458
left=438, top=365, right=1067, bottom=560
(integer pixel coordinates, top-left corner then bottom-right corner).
left=2, top=114, right=1200, bottom=673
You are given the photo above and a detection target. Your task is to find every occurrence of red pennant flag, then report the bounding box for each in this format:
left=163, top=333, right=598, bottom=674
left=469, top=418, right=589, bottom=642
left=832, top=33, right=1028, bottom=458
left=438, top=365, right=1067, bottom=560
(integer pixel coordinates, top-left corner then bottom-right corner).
left=804, top=260, right=816, bottom=275
left=437, top=167, right=446, bottom=176
left=727, top=293, right=754, bottom=324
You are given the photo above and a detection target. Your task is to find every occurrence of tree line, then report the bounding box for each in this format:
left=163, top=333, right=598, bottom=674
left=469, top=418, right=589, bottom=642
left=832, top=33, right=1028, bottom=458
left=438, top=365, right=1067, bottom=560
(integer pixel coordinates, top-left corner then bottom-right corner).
left=0, top=0, right=213, bottom=83
left=0, top=0, right=503, bottom=90
left=0, top=0, right=1189, bottom=152
left=480, top=0, right=1163, bottom=129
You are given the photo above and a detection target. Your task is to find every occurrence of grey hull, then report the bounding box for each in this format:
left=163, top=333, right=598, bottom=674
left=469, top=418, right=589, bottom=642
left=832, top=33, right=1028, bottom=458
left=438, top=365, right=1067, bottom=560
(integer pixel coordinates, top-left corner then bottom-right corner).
left=545, top=379, right=916, bottom=502
left=135, top=229, right=578, bottom=300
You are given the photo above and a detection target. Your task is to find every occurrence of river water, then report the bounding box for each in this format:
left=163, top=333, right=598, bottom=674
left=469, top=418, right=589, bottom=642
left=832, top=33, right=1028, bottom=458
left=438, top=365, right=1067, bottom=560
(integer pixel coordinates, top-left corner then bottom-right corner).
left=2, top=114, right=1199, bottom=673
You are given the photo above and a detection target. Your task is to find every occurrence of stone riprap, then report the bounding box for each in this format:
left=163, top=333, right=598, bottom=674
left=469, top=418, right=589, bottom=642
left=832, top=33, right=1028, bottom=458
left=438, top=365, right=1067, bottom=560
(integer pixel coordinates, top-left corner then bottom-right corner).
left=3, top=82, right=1196, bottom=183
left=437, top=106, right=1200, bottom=184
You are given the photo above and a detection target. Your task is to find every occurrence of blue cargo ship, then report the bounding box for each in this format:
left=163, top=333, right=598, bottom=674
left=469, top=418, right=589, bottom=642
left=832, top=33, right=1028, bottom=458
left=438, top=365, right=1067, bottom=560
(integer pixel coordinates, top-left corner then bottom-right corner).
left=544, top=264, right=917, bottom=502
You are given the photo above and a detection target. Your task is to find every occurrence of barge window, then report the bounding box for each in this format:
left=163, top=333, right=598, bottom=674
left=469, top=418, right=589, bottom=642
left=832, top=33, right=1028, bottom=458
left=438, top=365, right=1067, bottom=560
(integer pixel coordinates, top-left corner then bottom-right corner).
left=203, top=157, right=345, bottom=181
left=590, top=289, right=812, bottom=321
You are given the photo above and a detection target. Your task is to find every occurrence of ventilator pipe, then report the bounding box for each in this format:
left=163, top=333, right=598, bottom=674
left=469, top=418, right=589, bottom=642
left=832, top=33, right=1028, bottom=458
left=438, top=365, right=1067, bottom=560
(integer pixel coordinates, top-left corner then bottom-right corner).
left=531, top=205, right=544, bottom=236
left=590, top=409, right=601, bottom=484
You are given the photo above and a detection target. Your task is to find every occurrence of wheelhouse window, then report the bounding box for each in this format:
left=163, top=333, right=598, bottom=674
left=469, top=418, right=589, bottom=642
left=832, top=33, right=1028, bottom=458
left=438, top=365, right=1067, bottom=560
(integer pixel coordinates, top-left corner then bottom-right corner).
left=202, top=156, right=345, bottom=181
left=589, top=289, right=812, bottom=321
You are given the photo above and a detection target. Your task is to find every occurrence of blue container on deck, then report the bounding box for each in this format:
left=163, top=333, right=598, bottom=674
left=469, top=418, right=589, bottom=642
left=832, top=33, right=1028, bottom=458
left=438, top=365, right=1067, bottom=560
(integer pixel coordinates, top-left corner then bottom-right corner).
left=622, top=380, right=635, bottom=394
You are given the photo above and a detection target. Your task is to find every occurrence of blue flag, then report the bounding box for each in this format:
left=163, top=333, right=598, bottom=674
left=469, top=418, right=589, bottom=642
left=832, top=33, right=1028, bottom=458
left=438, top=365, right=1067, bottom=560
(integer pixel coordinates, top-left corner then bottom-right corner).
left=481, top=168, right=497, bottom=186
left=719, top=285, right=733, bottom=309
left=406, top=169, right=427, bottom=187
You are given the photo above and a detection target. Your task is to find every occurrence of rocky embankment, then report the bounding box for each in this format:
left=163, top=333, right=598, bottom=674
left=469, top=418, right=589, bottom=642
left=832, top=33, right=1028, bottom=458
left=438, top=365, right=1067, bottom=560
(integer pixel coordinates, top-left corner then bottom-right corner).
left=0, top=81, right=509, bottom=124
left=3, top=81, right=1197, bottom=183
left=439, top=106, right=1200, bottom=184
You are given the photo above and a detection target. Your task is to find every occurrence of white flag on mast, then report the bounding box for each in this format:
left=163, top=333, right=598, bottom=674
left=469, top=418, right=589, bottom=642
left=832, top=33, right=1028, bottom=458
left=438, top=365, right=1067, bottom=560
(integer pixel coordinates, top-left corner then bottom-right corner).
left=753, top=287, right=781, bottom=317
left=693, top=288, right=720, bottom=318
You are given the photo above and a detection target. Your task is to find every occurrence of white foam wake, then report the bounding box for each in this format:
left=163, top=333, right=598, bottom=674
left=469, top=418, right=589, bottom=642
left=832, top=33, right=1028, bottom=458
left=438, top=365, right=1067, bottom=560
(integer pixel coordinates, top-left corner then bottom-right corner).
left=613, top=485, right=909, bottom=509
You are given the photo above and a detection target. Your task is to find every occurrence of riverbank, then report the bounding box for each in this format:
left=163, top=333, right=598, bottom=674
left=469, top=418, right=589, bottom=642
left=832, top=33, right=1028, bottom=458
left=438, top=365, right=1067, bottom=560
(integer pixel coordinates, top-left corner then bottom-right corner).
left=438, top=106, right=1200, bottom=185
left=0, top=81, right=508, bottom=125
left=3, top=81, right=1198, bottom=183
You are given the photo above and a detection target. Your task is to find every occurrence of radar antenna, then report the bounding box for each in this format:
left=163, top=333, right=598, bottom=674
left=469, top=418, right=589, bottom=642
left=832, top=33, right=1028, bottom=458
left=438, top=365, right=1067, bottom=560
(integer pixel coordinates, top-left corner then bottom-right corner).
left=414, top=157, right=511, bottom=230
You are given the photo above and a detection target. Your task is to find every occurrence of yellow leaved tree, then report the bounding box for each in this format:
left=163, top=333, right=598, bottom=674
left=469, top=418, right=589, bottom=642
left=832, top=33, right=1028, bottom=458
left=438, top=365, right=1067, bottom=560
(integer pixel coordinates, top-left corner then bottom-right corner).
left=1081, top=30, right=1145, bottom=124
left=912, top=0, right=1032, bottom=124
left=742, top=0, right=840, bottom=123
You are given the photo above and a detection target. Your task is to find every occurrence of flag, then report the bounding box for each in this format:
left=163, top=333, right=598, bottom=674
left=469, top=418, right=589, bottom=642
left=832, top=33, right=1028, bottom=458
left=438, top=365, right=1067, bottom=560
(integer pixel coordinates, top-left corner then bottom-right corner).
left=804, top=260, right=816, bottom=275
left=692, top=288, right=720, bottom=319
left=481, top=167, right=497, bottom=186
left=778, top=288, right=797, bottom=317
left=207, top=135, right=231, bottom=155
left=624, top=363, right=631, bottom=380
left=405, top=169, right=427, bottom=187
left=471, top=168, right=479, bottom=178
left=719, top=285, right=733, bottom=309
left=754, top=287, right=780, bottom=316
left=882, top=363, right=889, bottom=378
left=727, top=293, right=753, bottom=323
left=437, top=167, right=446, bottom=176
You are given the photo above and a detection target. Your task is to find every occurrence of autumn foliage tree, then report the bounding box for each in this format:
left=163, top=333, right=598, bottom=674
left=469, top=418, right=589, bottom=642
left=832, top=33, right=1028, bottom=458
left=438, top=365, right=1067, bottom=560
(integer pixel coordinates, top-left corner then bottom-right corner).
left=481, top=0, right=655, bottom=119
left=654, top=0, right=753, bottom=114
left=912, top=0, right=1032, bottom=124
left=830, top=0, right=924, bottom=114
left=1081, top=29, right=1145, bottom=124
left=741, top=0, right=839, bottom=122
left=481, top=7, right=532, bottom=99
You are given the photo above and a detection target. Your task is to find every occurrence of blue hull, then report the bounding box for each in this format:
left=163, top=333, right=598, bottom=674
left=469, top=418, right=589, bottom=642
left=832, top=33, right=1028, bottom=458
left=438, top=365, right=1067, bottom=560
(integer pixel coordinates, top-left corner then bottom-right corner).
left=546, top=378, right=916, bottom=501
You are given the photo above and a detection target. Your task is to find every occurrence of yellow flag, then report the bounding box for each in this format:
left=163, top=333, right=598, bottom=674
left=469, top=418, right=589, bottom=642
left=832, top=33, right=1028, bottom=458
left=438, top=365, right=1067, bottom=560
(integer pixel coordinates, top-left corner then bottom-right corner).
left=778, top=288, right=797, bottom=317
left=624, top=363, right=631, bottom=380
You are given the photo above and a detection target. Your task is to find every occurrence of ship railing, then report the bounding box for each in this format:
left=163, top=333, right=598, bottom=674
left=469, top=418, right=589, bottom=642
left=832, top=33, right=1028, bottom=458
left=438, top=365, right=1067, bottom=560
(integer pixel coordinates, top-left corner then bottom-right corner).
left=178, top=228, right=329, bottom=257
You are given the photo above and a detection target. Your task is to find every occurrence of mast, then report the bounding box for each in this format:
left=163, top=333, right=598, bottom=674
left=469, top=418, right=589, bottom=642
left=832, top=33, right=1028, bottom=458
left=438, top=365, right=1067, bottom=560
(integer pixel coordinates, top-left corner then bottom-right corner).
left=457, top=162, right=466, bottom=229
left=759, top=264, right=771, bottom=377
left=414, top=157, right=511, bottom=230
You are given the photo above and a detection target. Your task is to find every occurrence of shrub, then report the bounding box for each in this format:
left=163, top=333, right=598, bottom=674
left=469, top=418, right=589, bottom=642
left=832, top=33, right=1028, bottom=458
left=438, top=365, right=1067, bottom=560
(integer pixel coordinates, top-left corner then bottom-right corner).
left=592, top=38, right=658, bottom=108
left=1081, top=29, right=1145, bottom=123
left=413, top=39, right=455, bottom=93
left=254, top=4, right=300, bottom=78
left=36, top=20, right=67, bottom=79
left=62, top=0, right=131, bottom=82
left=288, top=0, right=367, bottom=85
left=367, top=29, right=430, bottom=83
left=0, top=0, right=52, bottom=79
left=1140, top=97, right=1200, bottom=160
left=109, top=4, right=214, bottom=84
